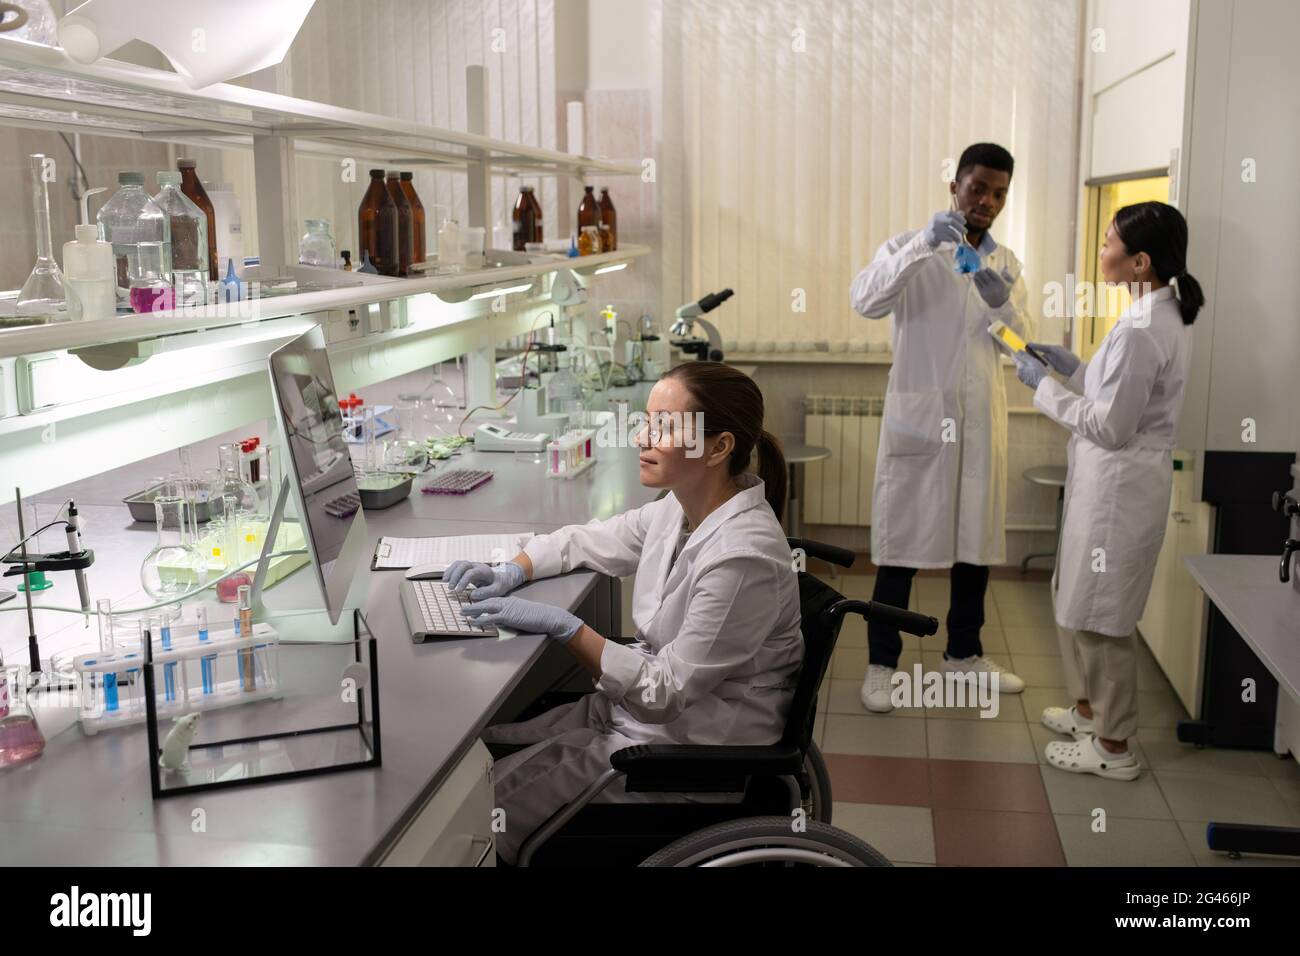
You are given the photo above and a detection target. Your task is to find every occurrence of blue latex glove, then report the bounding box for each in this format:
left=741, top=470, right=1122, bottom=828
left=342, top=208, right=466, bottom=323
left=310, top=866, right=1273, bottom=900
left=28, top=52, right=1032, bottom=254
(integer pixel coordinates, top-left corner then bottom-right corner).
left=923, top=210, right=966, bottom=248
left=459, top=596, right=583, bottom=643
left=1028, top=342, right=1081, bottom=377
left=1014, top=352, right=1048, bottom=389
left=444, top=560, right=526, bottom=600
left=972, top=267, right=1015, bottom=308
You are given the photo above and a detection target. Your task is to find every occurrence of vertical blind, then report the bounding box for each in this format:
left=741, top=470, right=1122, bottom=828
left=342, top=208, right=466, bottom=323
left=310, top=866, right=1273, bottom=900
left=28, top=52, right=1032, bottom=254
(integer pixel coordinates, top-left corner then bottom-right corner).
left=652, top=0, right=1081, bottom=348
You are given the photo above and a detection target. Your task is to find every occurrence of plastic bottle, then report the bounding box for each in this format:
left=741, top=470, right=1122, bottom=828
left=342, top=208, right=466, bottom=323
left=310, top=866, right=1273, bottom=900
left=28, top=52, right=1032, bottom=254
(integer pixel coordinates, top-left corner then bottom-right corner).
left=435, top=208, right=464, bottom=270
left=62, top=186, right=116, bottom=321
left=96, top=172, right=169, bottom=304
left=154, top=171, right=209, bottom=306
left=177, top=159, right=219, bottom=280
left=204, top=181, right=244, bottom=279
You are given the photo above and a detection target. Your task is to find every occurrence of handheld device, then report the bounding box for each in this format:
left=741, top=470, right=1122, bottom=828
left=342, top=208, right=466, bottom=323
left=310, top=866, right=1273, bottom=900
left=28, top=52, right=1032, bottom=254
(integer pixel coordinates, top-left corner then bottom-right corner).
left=987, top=320, right=1048, bottom=366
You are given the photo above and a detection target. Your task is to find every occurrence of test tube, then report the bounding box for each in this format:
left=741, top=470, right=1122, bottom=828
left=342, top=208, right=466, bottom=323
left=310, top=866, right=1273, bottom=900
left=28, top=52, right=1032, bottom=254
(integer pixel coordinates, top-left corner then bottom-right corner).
left=197, top=605, right=214, bottom=695
left=237, top=584, right=255, bottom=692
left=159, top=612, right=176, bottom=704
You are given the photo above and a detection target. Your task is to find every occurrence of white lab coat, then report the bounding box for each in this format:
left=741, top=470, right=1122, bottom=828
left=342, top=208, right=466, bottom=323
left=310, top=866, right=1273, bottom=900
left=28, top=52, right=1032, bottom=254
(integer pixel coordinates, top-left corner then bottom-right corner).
left=483, top=473, right=803, bottom=863
left=851, top=229, right=1035, bottom=568
left=1033, top=286, right=1192, bottom=637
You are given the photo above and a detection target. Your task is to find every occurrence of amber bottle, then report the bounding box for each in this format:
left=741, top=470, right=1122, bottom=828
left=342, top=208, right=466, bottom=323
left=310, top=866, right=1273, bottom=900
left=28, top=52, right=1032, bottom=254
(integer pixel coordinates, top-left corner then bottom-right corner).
left=598, top=187, right=617, bottom=252
left=398, top=172, right=426, bottom=265
left=177, top=158, right=219, bottom=279
left=577, top=185, right=600, bottom=232
left=513, top=186, right=539, bottom=251
left=358, top=169, right=399, bottom=277
left=386, top=171, right=413, bottom=276
left=527, top=185, right=543, bottom=242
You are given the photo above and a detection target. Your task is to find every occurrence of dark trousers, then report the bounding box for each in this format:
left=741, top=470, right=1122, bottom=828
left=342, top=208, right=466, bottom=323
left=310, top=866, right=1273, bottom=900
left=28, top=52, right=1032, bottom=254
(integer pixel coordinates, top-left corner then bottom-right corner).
left=868, top=563, right=990, bottom=668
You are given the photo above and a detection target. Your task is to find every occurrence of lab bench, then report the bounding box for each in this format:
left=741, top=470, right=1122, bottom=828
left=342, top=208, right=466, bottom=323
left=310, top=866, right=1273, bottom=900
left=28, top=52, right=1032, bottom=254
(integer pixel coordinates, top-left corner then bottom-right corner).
left=0, top=443, right=659, bottom=866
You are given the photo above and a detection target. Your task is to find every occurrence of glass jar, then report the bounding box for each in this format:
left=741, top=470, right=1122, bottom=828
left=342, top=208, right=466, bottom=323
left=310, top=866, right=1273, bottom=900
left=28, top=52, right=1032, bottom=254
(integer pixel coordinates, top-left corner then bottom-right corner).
left=299, top=219, right=337, bottom=267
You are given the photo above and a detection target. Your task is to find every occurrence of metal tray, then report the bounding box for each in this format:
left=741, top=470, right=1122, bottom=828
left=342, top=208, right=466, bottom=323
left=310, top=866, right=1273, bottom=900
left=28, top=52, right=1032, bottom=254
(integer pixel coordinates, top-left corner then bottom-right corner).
left=358, top=474, right=413, bottom=511
left=124, top=484, right=212, bottom=524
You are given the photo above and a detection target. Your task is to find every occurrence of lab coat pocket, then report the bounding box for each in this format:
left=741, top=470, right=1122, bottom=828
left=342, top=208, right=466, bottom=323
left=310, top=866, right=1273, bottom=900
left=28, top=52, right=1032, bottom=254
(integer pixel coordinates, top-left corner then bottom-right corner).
left=882, top=390, right=946, bottom=457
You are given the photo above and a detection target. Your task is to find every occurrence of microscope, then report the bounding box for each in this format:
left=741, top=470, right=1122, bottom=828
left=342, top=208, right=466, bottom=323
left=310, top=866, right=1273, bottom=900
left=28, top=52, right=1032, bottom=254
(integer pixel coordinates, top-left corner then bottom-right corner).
left=670, top=289, right=733, bottom=363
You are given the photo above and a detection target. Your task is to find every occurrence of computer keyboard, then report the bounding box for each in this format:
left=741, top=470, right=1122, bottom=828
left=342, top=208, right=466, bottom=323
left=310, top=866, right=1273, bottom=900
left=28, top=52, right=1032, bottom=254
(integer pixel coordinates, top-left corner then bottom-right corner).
left=324, top=491, right=361, bottom=517
left=401, top=579, right=498, bottom=640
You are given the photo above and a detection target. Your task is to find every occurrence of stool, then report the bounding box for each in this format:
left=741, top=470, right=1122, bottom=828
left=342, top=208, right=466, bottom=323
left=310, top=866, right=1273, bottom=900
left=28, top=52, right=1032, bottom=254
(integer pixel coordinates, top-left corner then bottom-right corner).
left=1020, top=465, right=1067, bottom=573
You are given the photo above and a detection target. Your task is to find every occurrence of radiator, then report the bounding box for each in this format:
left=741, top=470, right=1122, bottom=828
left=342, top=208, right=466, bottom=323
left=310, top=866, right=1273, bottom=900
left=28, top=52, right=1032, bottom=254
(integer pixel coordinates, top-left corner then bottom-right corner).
left=802, top=395, right=882, bottom=527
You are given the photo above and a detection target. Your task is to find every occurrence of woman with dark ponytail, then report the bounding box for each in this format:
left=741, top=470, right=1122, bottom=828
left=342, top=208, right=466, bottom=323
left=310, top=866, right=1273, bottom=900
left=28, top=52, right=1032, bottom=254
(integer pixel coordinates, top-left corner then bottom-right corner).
left=449, top=361, right=802, bottom=863
left=1014, top=200, right=1199, bottom=783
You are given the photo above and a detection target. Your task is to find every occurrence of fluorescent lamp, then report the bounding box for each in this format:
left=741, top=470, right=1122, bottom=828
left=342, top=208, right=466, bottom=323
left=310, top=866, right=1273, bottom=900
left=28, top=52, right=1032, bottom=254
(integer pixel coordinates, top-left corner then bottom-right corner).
left=593, top=262, right=628, bottom=275
left=469, top=283, right=535, bottom=301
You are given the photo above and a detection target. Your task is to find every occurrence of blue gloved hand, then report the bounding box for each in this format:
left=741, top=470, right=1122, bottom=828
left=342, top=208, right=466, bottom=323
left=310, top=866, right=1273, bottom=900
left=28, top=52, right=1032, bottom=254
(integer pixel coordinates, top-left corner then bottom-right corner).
left=1014, top=352, right=1048, bottom=389
left=1028, top=342, right=1081, bottom=377
left=972, top=267, right=1015, bottom=308
left=923, top=210, right=966, bottom=248
left=459, top=596, right=584, bottom=643
left=444, top=560, right=526, bottom=600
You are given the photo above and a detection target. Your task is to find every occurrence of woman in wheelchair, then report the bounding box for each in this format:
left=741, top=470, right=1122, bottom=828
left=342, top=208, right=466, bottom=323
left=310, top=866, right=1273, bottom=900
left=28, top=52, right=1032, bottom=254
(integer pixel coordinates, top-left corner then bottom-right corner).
left=446, top=361, right=803, bottom=865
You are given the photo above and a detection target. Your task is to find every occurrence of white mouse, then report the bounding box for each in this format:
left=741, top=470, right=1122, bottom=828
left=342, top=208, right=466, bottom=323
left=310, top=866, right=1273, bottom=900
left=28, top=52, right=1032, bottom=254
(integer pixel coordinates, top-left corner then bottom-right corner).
left=159, top=712, right=201, bottom=769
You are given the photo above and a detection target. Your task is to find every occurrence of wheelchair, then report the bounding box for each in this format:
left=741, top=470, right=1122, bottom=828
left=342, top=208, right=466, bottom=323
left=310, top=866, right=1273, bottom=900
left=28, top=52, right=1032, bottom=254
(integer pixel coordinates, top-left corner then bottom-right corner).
left=488, top=538, right=939, bottom=867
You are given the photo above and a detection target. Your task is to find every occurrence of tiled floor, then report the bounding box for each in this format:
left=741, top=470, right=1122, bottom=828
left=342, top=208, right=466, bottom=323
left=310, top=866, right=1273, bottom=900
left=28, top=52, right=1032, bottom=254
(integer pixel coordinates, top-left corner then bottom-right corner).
left=812, top=568, right=1300, bottom=867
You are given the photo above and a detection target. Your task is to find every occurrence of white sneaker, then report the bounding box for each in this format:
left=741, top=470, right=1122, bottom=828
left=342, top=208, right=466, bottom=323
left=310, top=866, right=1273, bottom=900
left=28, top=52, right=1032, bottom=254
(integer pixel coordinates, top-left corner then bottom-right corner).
left=860, top=664, right=897, bottom=713
left=940, top=654, right=1025, bottom=694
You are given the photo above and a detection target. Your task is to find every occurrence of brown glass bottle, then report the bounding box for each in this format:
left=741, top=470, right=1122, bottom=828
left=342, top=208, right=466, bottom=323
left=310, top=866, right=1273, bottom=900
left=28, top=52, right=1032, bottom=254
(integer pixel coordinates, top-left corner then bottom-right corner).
left=398, top=172, right=426, bottom=265
left=598, top=187, right=617, bottom=252
left=577, top=185, right=600, bottom=233
left=527, top=186, right=543, bottom=242
left=358, top=169, right=399, bottom=277
left=177, top=158, right=219, bottom=279
left=386, top=171, right=413, bottom=276
left=512, top=186, right=537, bottom=251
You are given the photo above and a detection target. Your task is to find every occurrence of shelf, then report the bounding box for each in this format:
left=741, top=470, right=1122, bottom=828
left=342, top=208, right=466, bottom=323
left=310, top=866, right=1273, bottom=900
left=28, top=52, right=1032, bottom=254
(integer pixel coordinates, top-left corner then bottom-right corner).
left=0, top=245, right=648, bottom=361
left=0, top=37, right=641, bottom=178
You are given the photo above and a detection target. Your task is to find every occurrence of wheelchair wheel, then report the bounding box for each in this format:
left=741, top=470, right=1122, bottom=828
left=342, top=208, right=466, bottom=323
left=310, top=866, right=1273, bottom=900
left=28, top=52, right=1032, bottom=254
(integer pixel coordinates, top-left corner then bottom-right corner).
left=638, top=816, right=892, bottom=867
left=804, top=742, right=832, bottom=824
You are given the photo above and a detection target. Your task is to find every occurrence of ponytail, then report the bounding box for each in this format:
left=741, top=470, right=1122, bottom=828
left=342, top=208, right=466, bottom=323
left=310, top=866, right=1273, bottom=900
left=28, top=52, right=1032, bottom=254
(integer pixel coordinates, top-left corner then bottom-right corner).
left=1113, top=201, right=1204, bottom=325
left=755, top=430, right=788, bottom=518
left=1170, top=272, right=1205, bottom=326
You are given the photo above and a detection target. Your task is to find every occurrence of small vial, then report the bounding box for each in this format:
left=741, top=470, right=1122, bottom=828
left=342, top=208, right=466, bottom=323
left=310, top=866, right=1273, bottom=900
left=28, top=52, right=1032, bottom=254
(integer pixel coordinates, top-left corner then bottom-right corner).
left=237, top=585, right=255, bottom=692
left=96, top=598, right=116, bottom=653
left=159, top=613, right=177, bottom=704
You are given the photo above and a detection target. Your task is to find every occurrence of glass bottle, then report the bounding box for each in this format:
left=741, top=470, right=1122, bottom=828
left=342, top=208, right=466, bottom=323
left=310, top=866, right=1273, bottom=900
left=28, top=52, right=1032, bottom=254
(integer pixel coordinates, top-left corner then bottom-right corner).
left=0, top=656, right=45, bottom=769
left=577, top=185, right=600, bottom=232
left=599, top=187, right=617, bottom=252
left=399, top=172, right=426, bottom=266
left=97, top=171, right=170, bottom=305
left=357, top=169, right=399, bottom=277
left=298, top=219, right=337, bottom=267
left=340, top=250, right=352, bottom=271
left=177, top=158, right=219, bottom=280
left=512, top=186, right=538, bottom=252
left=17, top=153, right=67, bottom=317
left=128, top=241, right=175, bottom=313
left=210, top=443, right=259, bottom=522
left=154, top=171, right=209, bottom=306
left=140, top=491, right=202, bottom=600
left=528, top=186, right=544, bottom=243
left=203, top=181, right=243, bottom=279
left=386, top=171, right=413, bottom=276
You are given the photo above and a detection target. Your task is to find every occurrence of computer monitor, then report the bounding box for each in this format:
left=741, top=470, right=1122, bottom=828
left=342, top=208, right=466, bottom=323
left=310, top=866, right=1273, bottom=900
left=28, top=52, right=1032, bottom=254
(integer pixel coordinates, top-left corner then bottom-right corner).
left=267, top=326, right=368, bottom=625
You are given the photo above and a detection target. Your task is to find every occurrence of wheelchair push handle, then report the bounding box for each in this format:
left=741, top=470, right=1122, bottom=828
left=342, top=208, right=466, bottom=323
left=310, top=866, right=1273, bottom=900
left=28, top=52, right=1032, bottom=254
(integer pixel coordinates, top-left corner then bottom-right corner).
left=833, top=599, right=939, bottom=636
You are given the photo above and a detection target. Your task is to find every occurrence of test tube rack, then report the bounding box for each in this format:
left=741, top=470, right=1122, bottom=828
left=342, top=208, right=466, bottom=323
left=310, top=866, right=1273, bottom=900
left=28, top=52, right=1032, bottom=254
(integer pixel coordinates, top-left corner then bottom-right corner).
left=546, top=428, right=597, bottom=480
left=72, top=622, right=281, bottom=734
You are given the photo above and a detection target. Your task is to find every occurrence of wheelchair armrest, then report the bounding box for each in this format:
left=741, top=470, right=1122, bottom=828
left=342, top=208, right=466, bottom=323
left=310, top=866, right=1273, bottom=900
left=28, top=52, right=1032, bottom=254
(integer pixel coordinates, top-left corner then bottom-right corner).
left=610, top=743, right=804, bottom=793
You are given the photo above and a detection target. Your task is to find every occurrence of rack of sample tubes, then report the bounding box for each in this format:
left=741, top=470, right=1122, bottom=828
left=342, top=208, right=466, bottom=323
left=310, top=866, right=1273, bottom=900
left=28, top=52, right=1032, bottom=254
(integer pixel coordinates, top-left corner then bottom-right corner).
left=546, top=428, right=597, bottom=479
left=74, top=593, right=280, bottom=734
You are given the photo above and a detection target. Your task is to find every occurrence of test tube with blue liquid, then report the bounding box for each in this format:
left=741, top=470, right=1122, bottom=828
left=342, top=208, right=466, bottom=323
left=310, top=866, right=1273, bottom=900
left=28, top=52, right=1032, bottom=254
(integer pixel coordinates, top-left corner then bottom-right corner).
left=95, top=599, right=118, bottom=713
left=197, top=605, right=214, bottom=695
left=950, top=199, right=981, bottom=274
left=159, top=611, right=177, bottom=703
